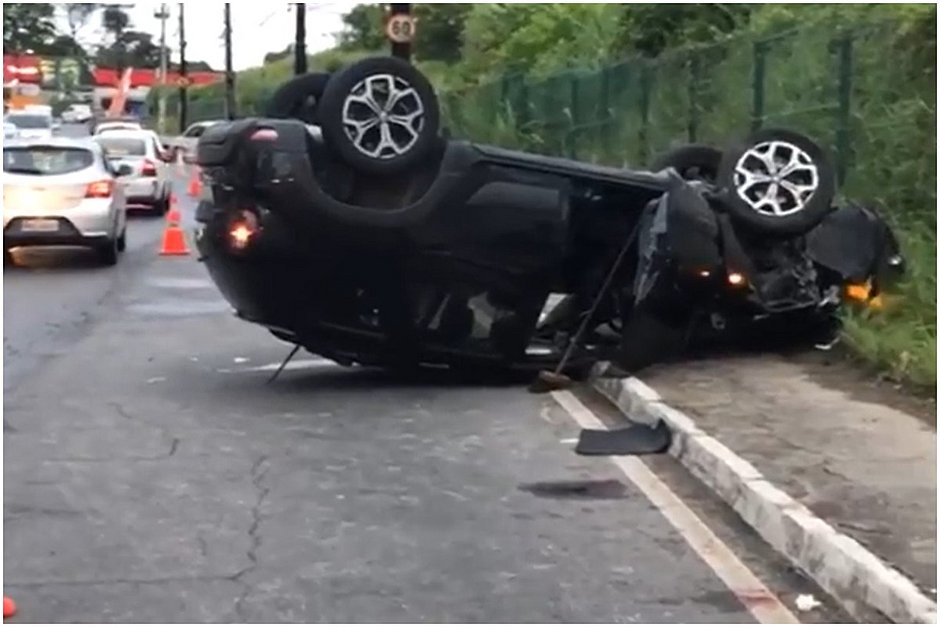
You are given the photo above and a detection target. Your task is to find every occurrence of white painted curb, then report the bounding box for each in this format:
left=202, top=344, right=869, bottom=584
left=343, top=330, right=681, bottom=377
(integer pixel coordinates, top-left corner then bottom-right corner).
left=589, top=362, right=938, bottom=624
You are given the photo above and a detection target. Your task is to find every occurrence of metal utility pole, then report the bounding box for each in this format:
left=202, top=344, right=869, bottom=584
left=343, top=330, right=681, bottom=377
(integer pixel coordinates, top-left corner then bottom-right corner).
left=178, top=2, right=188, bottom=133
left=294, top=4, right=307, bottom=75
left=388, top=4, right=413, bottom=61
left=223, top=4, right=235, bottom=119
left=155, top=3, right=169, bottom=134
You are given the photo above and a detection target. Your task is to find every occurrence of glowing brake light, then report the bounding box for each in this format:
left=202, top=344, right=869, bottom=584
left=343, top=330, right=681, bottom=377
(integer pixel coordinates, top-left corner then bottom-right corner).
left=140, top=159, right=157, bottom=176
left=85, top=180, right=114, bottom=198
left=227, top=209, right=260, bottom=251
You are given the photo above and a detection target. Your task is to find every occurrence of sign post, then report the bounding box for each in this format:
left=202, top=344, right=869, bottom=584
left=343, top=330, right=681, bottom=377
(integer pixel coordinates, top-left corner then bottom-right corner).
left=386, top=4, right=414, bottom=61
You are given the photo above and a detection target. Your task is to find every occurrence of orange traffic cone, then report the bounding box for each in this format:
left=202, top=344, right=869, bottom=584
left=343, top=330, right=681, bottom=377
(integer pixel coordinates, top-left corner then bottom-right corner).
left=159, top=197, right=190, bottom=256
left=186, top=167, right=202, bottom=198
left=4, top=596, right=17, bottom=619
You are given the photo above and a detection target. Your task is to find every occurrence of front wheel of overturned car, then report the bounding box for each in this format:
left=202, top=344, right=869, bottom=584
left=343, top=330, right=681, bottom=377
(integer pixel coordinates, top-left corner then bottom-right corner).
left=717, top=128, right=836, bottom=237
left=318, top=56, right=441, bottom=176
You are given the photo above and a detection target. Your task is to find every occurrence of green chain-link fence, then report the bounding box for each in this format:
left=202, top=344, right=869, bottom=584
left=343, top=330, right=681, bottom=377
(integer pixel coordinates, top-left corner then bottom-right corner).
left=164, top=18, right=935, bottom=230
left=443, top=19, right=935, bottom=231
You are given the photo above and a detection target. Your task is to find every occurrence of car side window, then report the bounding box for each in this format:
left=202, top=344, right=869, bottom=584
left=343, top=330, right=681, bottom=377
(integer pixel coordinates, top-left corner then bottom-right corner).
left=184, top=125, right=204, bottom=138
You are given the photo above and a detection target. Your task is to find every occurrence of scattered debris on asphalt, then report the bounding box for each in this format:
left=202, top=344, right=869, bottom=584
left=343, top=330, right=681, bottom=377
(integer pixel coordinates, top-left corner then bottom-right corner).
left=795, top=593, right=822, bottom=612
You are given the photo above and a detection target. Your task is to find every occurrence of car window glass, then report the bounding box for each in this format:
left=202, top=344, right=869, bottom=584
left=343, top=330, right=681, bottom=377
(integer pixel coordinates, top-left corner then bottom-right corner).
left=3, top=147, right=94, bottom=175
left=6, top=114, right=50, bottom=129
left=94, top=136, right=147, bottom=157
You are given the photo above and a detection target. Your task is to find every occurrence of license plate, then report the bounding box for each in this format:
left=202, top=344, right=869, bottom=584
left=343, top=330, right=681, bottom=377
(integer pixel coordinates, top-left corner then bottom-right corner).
left=21, top=218, right=60, bottom=232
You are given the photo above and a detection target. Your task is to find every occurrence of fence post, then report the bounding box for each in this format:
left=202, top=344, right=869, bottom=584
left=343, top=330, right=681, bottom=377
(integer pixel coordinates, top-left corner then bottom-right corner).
left=687, top=53, right=701, bottom=143
left=568, top=72, right=581, bottom=159
left=600, top=66, right=612, bottom=161
left=638, top=63, right=653, bottom=163
left=751, top=40, right=768, bottom=133
left=834, top=33, right=854, bottom=186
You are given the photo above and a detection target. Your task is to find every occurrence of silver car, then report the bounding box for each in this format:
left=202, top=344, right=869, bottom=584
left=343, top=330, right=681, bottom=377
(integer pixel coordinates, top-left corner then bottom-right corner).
left=3, top=137, right=131, bottom=266
left=4, top=111, right=55, bottom=141
left=93, top=129, right=173, bottom=214
left=174, top=120, right=223, bottom=163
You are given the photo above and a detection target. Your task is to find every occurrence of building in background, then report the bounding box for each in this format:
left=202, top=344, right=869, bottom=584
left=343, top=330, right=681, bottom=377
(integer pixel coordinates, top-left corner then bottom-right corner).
left=91, top=67, right=223, bottom=118
left=3, top=54, right=44, bottom=110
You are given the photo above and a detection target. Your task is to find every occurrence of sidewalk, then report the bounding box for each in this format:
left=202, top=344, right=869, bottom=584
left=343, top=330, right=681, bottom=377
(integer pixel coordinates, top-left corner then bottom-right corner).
left=592, top=352, right=936, bottom=622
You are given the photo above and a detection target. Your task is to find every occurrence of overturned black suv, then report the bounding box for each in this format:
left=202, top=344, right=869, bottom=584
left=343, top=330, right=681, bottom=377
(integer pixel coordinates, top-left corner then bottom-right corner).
left=193, top=56, right=902, bottom=376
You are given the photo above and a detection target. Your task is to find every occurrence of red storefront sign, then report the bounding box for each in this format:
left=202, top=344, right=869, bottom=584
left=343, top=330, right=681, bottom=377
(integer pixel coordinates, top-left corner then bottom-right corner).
left=3, top=54, right=42, bottom=84
left=92, top=68, right=223, bottom=88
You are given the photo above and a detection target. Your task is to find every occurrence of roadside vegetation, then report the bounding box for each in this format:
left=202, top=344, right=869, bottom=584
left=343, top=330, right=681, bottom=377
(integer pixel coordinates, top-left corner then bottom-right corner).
left=154, top=3, right=937, bottom=390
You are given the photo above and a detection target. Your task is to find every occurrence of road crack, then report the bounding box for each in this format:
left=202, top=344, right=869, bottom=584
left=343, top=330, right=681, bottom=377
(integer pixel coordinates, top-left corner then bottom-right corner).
left=232, top=455, right=270, bottom=621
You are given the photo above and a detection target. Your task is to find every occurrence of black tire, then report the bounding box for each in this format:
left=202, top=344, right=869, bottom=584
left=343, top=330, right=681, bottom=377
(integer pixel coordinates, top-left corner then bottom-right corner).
left=155, top=193, right=170, bottom=215
left=650, top=144, right=723, bottom=183
left=264, top=72, right=331, bottom=125
left=96, top=238, right=119, bottom=266
left=318, top=56, right=441, bottom=176
left=717, top=128, right=836, bottom=237
left=117, top=227, right=127, bottom=252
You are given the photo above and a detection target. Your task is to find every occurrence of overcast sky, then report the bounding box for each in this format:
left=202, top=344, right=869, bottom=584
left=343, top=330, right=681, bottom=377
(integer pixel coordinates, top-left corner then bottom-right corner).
left=59, top=2, right=352, bottom=72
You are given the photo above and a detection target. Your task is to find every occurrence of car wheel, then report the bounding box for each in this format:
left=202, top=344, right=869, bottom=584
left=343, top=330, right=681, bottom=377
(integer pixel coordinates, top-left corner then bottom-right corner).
left=318, top=56, right=441, bottom=175
left=96, top=238, right=119, bottom=266
left=717, top=128, right=836, bottom=237
left=650, top=144, right=722, bottom=183
left=117, top=228, right=127, bottom=252
left=265, top=72, right=330, bottom=124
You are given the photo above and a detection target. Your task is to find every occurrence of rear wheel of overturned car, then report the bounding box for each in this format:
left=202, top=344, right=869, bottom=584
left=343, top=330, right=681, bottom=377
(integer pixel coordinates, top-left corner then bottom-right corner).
left=717, top=128, right=836, bottom=237
left=264, top=72, right=331, bottom=125
left=650, top=144, right=722, bottom=183
left=318, top=56, right=441, bottom=176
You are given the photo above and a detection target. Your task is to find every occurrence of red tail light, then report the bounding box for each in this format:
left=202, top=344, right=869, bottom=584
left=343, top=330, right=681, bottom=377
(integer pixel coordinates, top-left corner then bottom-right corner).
left=141, top=159, right=157, bottom=177
left=86, top=180, right=114, bottom=198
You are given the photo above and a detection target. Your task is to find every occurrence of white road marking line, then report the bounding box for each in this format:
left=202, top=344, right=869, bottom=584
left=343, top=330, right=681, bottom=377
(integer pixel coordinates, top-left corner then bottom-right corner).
left=217, top=357, right=337, bottom=374
left=551, top=390, right=800, bottom=625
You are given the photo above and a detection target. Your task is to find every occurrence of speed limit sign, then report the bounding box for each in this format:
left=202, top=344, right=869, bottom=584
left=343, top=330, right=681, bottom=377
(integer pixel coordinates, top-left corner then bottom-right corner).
left=385, top=13, right=415, bottom=44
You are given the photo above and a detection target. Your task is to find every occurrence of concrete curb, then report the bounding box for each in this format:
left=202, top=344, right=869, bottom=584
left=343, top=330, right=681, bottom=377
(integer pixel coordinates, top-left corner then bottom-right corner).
left=588, top=362, right=938, bottom=624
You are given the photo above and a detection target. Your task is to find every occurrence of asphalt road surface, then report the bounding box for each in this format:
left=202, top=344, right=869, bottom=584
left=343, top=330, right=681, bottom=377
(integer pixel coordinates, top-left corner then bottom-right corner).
left=3, top=130, right=848, bottom=623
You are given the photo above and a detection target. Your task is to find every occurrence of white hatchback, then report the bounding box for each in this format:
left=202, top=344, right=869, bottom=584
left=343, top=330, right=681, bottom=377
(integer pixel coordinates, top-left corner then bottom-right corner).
left=3, top=137, right=131, bottom=266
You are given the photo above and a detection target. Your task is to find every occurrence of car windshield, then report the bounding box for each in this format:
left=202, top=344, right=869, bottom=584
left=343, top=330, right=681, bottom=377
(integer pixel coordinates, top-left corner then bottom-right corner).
left=3, top=146, right=95, bottom=175
left=6, top=114, right=50, bottom=129
left=95, top=136, right=147, bottom=157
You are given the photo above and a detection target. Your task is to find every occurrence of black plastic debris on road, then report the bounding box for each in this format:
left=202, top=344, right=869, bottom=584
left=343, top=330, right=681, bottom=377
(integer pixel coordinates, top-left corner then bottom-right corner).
left=575, top=420, right=671, bottom=456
